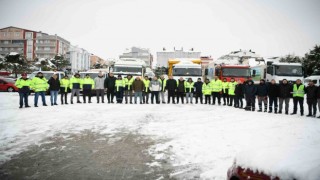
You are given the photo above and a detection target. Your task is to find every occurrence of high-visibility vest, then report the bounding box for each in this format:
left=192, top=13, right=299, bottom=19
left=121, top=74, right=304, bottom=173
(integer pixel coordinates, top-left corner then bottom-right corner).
left=124, top=78, right=134, bottom=90
left=115, top=79, right=125, bottom=91
left=185, top=82, right=194, bottom=92
left=228, top=81, right=237, bottom=95
left=31, top=77, right=49, bottom=92
left=222, top=81, right=229, bottom=93
left=158, top=79, right=167, bottom=92
left=69, top=77, right=82, bottom=89
left=202, top=83, right=212, bottom=95
left=60, top=78, right=70, bottom=91
left=15, top=78, right=31, bottom=88
left=143, top=79, right=150, bottom=92
left=293, top=84, right=305, bottom=98
left=210, top=79, right=222, bottom=92
left=82, top=77, right=95, bottom=89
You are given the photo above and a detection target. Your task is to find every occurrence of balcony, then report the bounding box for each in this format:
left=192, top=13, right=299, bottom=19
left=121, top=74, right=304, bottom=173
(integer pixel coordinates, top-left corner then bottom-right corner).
left=35, top=49, right=56, bottom=54
left=35, top=42, right=56, bottom=47
left=0, top=43, right=24, bottom=48
left=36, top=36, right=57, bottom=40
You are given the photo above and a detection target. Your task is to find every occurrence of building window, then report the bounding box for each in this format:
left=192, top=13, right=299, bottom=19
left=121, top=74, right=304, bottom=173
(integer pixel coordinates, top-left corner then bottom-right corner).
left=25, top=32, right=33, bottom=39
left=44, top=47, right=51, bottom=50
left=15, top=32, right=20, bottom=37
left=2, top=32, right=6, bottom=37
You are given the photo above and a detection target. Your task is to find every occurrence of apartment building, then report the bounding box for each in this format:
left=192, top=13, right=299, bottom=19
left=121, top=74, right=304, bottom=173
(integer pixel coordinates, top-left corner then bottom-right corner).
left=119, top=47, right=153, bottom=67
left=0, top=26, right=70, bottom=61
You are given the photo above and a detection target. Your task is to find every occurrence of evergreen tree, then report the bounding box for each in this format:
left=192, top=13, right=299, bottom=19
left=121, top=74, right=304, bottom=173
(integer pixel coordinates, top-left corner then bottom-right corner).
left=303, top=45, right=320, bottom=76
left=51, top=54, right=70, bottom=71
left=5, top=53, right=31, bottom=78
left=279, top=54, right=303, bottom=63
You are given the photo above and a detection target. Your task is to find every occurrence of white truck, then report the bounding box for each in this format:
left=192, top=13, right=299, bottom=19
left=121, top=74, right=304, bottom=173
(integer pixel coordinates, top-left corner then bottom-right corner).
left=110, top=58, right=146, bottom=78
left=304, top=70, right=320, bottom=86
left=168, top=58, right=202, bottom=82
left=251, top=58, right=304, bottom=84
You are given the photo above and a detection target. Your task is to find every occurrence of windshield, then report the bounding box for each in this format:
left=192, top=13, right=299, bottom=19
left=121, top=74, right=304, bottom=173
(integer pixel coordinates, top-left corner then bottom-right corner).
left=113, top=67, right=142, bottom=75
left=221, top=68, right=250, bottom=77
left=173, top=68, right=201, bottom=76
left=275, top=65, right=303, bottom=76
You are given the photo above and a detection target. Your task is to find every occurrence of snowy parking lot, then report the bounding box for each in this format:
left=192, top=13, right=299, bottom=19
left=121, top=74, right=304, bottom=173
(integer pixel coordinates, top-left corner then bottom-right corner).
left=1, top=93, right=320, bottom=179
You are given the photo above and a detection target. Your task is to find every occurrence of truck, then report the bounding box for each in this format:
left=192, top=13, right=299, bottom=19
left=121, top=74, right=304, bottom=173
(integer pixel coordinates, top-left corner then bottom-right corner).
left=205, top=62, right=251, bottom=82
left=251, top=58, right=304, bottom=84
left=304, top=70, right=320, bottom=86
left=168, top=58, right=202, bottom=82
left=110, top=58, right=146, bottom=78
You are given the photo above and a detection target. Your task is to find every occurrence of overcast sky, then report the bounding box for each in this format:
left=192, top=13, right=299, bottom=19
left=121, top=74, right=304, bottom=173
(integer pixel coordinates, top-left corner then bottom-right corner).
left=0, top=0, right=319, bottom=61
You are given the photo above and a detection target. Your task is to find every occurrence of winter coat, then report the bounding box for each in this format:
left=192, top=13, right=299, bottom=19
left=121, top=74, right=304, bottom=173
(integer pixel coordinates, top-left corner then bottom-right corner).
left=268, top=83, right=279, bottom=98
left=256, top=83, right=268, bottom=96
left=104, top=75, right=116, bottom=89
left=194, top=81, right=203, bottom=93
left=202, top=83, right=211, bottom=95
left=166, top=79, right=177, bottom=91
left=305, top=85, right=317, bottom=99
left=132, top=79, right=145, bottom=92
left=69, top=77, right=82, bottom=89
left=185, top=81, right=194, bottom=93
left=150, top=80, right=161, bottom=92
left=94, top=76, right=105, bottom=89
left=31, top=77, right=49, bottom=92
left=244, top=81, right=257, bottom=98
left=15, top=78, right=31, bottom=93
left=317, top=86, right=320, bottom=99
left=235, top=83, right=244, bottom=98
left=177, top=80, right=185, bottom=93
left=82, top=77, right=95, bottom=90
left=279, top=83, right=292, bottom=98
left=48, top=77, right=61, bottom=91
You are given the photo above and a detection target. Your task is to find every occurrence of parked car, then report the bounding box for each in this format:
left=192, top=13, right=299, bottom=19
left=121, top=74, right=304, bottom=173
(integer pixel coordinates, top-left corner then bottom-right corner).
left=227, top=162, right=280, bottom=180
left=0, top=78, right=18, bottom=92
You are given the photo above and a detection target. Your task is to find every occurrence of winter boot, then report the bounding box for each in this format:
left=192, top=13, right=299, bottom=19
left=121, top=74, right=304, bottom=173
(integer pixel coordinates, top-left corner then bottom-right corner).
left=274, top=108, right=278, bottom=114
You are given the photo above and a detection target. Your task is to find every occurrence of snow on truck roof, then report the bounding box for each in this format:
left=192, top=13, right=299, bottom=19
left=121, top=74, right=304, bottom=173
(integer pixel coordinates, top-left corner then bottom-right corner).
left=114, top=58, right=146, bottom=66
left=271, top=62, right=302, bottom=66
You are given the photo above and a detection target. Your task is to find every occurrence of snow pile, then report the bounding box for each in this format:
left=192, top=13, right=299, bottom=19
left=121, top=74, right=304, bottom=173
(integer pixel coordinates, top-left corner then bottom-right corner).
left=1, top=93, right=320, bottom=179
left=8, top=52, right=19, bottom=56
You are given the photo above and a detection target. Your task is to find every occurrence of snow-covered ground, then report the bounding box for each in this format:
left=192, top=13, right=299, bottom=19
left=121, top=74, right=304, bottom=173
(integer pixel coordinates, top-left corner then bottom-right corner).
left=1, top=93, right=320, bottom=179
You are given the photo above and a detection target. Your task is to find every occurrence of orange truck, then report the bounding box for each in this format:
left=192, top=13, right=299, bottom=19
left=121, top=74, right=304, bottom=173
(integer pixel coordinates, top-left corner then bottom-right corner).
left=205, top=62, right=251, bottom=82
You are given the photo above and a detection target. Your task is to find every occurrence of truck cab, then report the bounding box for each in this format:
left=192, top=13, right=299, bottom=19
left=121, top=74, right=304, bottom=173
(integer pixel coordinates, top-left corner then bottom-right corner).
left=111, top=58, right=146, bottom=79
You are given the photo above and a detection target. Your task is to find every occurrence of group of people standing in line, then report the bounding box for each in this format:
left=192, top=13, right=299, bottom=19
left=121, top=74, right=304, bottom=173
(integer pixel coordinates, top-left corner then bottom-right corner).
left=14, top=71, right=319, bottom=118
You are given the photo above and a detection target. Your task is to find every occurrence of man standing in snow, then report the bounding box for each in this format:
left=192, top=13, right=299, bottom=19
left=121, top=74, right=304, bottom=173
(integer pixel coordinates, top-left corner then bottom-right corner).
left=291, top=79, right=305, bottom=116
left=185, top=78, right=194, bottom=104
left=267, top=79, right=279, bottom=113
left=166, top=76, right=177, bottom=104
left=202, top=79, right=211, bottom=104
left=104, top=73, right=116, bottom=103
left=210, top=76, right=222, bottom=105
left=60, top=75, right=70, bottom=105
left=244, top=80, right=257, bottom=111
left=256, top=79, right=268, bottom=112
left=115, top=75, right=125, bottom=103
left=194, top=78, right=203, bottom=104
left=221, top=78, right=229, bottom=105
left=94, top=72, right=105, bottom=103
left=278, top=79, right=292, bottom=114
left=228, top=78, right=237, bottom=106
left=132, top=76, right=145, bottom=104
left=234, top=79, right=244, bottom=108
left=31, top=72, right=49, bottom=107
left=48, top=74, right=60, bottom=106
left=176, top=77, right=185, bottom=104
left=305, top=80, right=317, bottom=117
left=82, top=74, right=94, bottom=103
left=158, top=75, right=167, bottom=104
left=150, top=76, right=161, bottom=104
left=15, top=73, right=31, bottom=108
left=124, top=75, right=134, bottom=104
left=142, top=76, right=151, bottom=104
left=70, top=73, right=82, bottom=104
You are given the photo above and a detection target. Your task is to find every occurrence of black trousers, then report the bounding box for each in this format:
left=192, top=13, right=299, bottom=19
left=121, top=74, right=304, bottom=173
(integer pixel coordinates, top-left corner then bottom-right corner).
left=167, top=90, right=175, bottom=103
left=307, top=98, right=317, bottom=115
left=195, top=92, right=203, bottom=104
left=229, top=95, right=235, bottom=106
left=222, top=89, right=229, bottom=104
left=293, top=97, right=304, bottom=114
left=176, top=92, right=184, bottom=104
left=235, top=96, right=243, bottom=108
left=83, top=89, right=92, bottom=102
left=143, top=91, right=150, bottom=103
left=19, top=92, right=29, bottom=107
left=246, top=96, right=255, bottom=110
left=107, top=88, right=115, bottom=103
left=269, top=96, right=278, bottom=112
left=151, top=91, right=160, bottom=104
left=204, top=95, right=211, bottom=104
left=212, top=92, right=221, bottom=104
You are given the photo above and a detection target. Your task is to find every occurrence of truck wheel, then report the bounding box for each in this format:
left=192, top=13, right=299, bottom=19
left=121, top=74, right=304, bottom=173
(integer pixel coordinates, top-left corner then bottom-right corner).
left=7, top=87, right=14, bottom=92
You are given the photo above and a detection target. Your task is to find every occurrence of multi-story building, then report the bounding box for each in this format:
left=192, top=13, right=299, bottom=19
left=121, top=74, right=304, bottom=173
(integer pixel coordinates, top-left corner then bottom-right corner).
left=119, top=47, right=153, bottom=67
left=0, top=26, right=70, bottom=61
left=66, top=45, right=90, bottom=73
left=156, top=47, right=201, bottom=68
